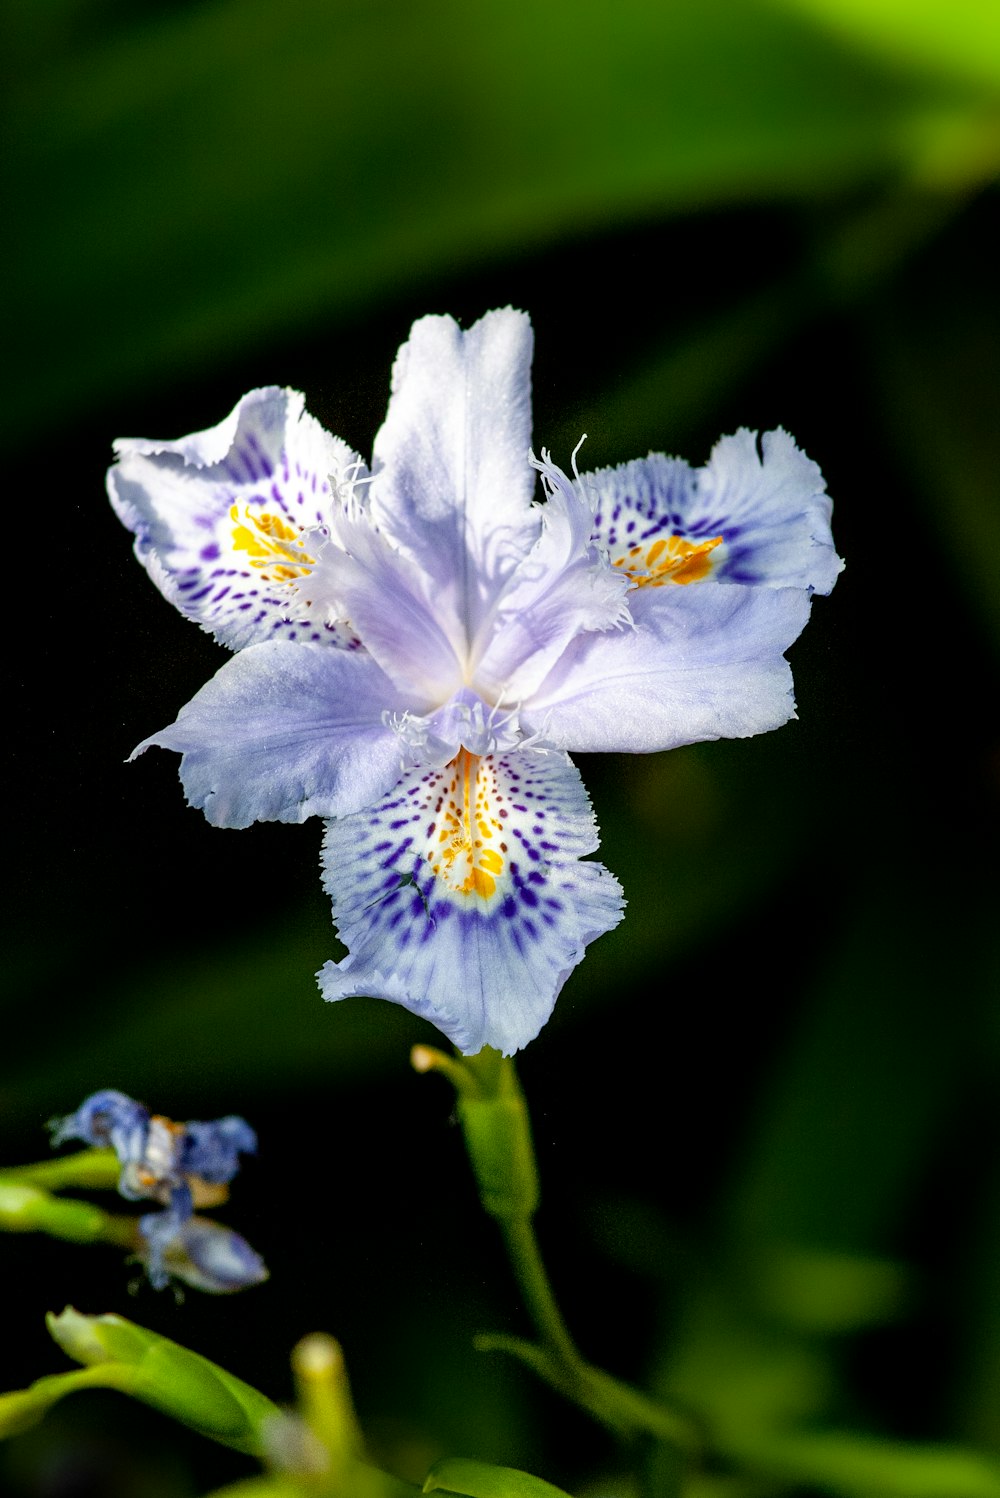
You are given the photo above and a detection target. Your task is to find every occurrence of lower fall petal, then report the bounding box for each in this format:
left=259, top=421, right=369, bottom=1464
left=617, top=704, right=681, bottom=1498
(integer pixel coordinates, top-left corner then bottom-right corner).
left=109, top=387, right=367, bottom=652
left=317, top=749, right=624, bottom=1055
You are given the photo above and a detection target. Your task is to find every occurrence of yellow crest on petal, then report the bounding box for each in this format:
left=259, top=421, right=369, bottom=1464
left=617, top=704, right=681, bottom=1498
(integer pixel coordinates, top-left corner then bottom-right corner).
left=429, top=750, right=507, bottom=900
left=612, top=533, right=723, bottom=588
left=230, top=504, right=316, bottom=582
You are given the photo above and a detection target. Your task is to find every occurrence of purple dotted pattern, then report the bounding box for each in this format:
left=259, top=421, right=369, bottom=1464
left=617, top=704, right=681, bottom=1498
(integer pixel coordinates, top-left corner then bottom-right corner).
left=586, top=453, right=747, bottom=577
left=110, top=389, right=365, bottom=653
left=319, top=748, right=624, bottom=1054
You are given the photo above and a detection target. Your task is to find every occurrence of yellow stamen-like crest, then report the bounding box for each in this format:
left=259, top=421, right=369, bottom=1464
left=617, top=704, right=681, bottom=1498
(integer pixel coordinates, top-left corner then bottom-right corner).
left=613, top=533, right=723, bottom=588
left=428, top=750, right=506, bottom=900
left=230, top=505, right=316, bottom=582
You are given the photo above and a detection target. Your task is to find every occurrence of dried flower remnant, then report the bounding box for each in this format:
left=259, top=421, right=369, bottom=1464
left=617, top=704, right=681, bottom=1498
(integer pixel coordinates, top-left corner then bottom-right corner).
left=51, top=1090, right=266, bottom=1292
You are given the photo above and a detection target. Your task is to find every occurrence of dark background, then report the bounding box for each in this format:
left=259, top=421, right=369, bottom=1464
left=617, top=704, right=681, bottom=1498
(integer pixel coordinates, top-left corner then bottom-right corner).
left=2, top=3, right=1000, bottom=1494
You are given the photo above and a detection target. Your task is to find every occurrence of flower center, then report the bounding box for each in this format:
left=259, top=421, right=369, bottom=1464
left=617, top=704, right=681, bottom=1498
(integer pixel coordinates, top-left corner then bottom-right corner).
left=427, top=750, right=506, bottom=900
left=613, top=533, right=723, bottom=587
left=230, top=505, right=316, bottom=582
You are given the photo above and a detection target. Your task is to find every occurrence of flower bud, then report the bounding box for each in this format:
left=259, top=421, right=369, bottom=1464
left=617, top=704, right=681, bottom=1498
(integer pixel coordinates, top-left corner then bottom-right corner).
left=46, top=1308, right=279, bottom=1453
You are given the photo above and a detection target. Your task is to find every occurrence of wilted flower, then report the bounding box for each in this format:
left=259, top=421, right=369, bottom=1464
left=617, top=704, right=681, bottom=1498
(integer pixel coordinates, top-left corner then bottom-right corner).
left=51, top=1090, right=265, bottom=1292
left=109, top=310, right=841, bottom=1054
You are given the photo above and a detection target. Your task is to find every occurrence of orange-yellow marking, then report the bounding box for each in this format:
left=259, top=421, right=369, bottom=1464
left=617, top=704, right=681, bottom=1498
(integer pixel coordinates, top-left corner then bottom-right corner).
left=230, top=505, right=315, bottom=581
left=612, top=533, right=722, bottom=587
left=428, top=749, right=506, bottom=900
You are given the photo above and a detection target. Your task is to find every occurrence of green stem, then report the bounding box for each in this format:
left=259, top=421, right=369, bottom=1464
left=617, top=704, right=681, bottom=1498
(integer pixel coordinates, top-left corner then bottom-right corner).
left=424, top=1047, right=700, bottom=1466
left=497, top=1213, right=579, bottom=1370
left=3, top=1148, right=120, bottom=1192
left=473, top=1333, right=699, bottom=1454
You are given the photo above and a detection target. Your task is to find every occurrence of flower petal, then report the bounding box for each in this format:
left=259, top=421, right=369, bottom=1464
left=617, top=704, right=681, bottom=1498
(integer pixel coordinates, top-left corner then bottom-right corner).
left=108, top=388, right=366, bottom=651
left=179, top=1117, right=257, bottom=1184
left=521, top=584, right=813, bottom=752
left=470, top=459, right=632, bottom=701
left=317, top=749, right=624, bottom=1055
left=369, top=310, right=541, bottom=654
left=309, top=514, right=464, bottom=702
left=49, top=1090, right=149, bottom=1162
left=148, top=1216, right=269, bottom=1295
left=581, top=428, right=841, bottom=595
left=134, top=640, right=420, bottom=827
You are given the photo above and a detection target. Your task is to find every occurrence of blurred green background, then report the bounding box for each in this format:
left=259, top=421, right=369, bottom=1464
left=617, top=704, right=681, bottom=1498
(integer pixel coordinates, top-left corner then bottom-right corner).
left=3, top=1, right=1000, bottom=1494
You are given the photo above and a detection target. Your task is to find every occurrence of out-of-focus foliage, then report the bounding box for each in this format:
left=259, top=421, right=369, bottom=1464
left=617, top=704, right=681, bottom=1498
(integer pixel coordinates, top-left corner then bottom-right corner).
left=2, top=0, right=999, bottom=1494
left=3, top=0, right=998, bottom=443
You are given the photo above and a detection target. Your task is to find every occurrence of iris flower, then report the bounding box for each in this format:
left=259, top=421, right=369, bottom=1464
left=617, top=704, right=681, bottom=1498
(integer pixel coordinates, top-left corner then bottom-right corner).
left=109, top=310, right=841, bottom=1055
left=52, top=1090, right=266, bottom=1292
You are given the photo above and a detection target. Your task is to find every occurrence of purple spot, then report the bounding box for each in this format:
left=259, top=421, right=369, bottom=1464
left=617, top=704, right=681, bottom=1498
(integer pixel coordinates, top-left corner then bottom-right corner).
left=200, top=543, right=220, bottom=561
left=383, top=838, right=414, bottom=867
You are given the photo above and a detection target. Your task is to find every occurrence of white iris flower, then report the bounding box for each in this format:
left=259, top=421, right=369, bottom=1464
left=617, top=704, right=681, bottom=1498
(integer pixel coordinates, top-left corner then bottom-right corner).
left=109, top=310, right=841, bottom=1054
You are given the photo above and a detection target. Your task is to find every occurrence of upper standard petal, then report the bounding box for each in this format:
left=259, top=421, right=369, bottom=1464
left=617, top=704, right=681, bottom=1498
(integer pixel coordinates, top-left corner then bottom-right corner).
left=368, top=310, right=540, bottom=659
left=520, top=584, right=812, bottom=753
left=469, top=454, right=632, bottom=703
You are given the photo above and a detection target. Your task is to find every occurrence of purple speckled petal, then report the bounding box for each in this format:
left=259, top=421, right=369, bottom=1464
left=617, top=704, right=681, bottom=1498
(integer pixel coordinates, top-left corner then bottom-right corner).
left=108, top=387, right=367, bottom=651
left=581, top=429, right=842, bottom=595
left=134, top=640, right=422, bottom=827
left=317, top=748, right=623, bottom=1055
left=520, top=584, right=812, bottom=753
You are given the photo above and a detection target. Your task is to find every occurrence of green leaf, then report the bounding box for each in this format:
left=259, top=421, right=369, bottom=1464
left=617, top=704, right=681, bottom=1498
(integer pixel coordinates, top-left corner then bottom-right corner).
left=727, top=881, right=972, bottom=1252
left=423, top=1456, right=573, bottom=1498
left=868, top=240, right=1000, bottom=655
left=731, top=1429, right=1000, bottom=1498
left=747, top=1244, right=910, bottom=1335
left=4, top=0, right=997, bottom=441
left=774, top=0, right=1000, bottom=91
